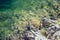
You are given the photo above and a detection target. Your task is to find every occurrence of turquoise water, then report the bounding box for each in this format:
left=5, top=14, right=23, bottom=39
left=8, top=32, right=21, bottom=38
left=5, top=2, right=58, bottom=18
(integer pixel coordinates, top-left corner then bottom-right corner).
left=0, top=0, right=13, bottom=11
left=0, top=0, right=48, bottom=11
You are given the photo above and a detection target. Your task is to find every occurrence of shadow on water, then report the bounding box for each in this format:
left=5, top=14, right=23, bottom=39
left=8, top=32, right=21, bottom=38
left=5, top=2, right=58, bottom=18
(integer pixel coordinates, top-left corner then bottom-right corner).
left=0, top=0, right=12, bottom=11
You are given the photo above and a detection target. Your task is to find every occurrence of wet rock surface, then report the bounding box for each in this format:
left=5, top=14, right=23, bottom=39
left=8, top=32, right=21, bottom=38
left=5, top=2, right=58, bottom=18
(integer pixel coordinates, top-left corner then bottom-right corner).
left=6, top=17, right=60, bottom=40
